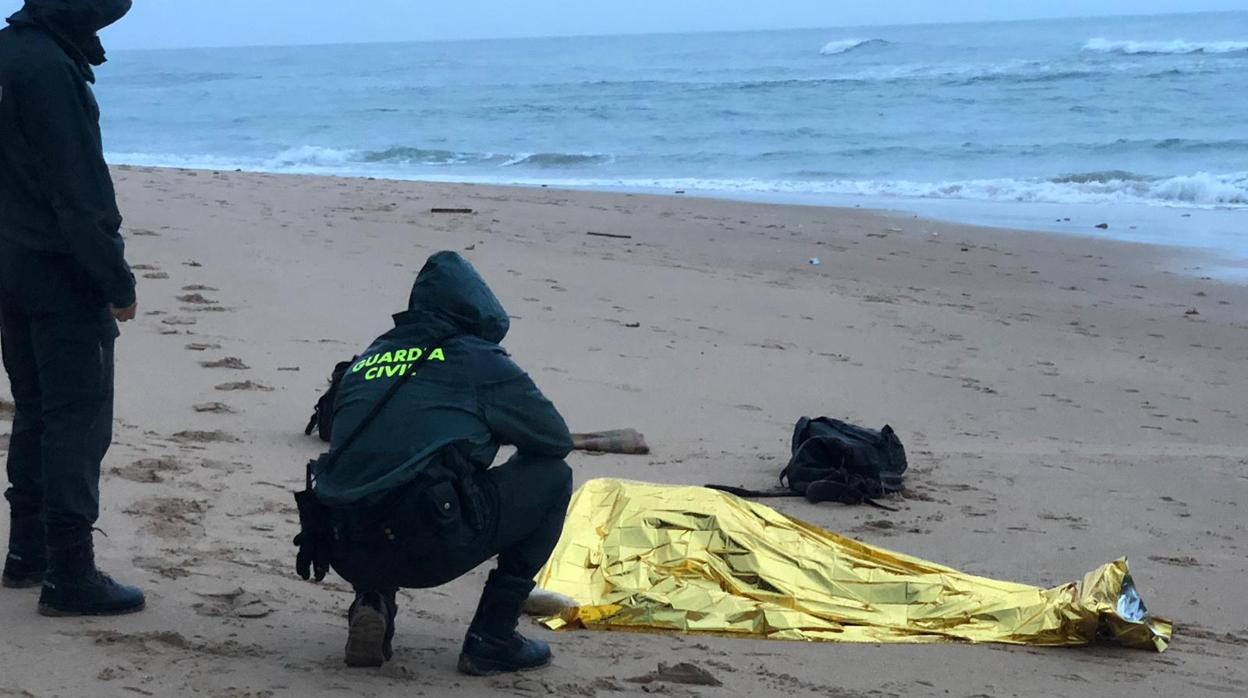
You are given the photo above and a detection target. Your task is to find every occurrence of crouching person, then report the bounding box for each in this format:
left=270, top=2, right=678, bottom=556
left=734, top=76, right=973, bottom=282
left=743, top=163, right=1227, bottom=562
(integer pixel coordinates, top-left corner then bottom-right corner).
left=294, top=251, right=574, bottom=676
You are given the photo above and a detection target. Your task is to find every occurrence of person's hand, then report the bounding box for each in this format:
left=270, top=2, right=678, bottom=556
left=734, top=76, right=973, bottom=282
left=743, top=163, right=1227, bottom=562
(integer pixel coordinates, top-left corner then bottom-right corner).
left=111, top=302, right=138, bottom=322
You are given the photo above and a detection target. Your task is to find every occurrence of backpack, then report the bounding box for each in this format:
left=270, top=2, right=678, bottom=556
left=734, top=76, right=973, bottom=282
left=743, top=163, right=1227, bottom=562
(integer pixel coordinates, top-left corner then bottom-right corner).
left=303, top=356, right=356, bottom=442
left=708, top=417, right=907, bottom=509
left=780, top=417, right=907, bottom=503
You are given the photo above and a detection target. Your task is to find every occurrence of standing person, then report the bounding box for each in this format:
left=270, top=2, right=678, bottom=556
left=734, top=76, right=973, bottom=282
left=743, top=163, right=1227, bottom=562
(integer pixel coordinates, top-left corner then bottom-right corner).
left=295, top=251, right=573, bottom=675
left=0, top=0, right=144, bottom=616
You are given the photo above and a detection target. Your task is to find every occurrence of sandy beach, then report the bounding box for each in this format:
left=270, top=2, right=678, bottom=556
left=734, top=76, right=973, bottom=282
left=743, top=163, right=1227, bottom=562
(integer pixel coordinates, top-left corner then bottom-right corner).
left=1, top=166, right=1246, bottom=697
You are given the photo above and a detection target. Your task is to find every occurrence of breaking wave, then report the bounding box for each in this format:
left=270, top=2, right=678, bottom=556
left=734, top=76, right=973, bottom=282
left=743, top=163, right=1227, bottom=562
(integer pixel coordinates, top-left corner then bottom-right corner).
left=820, top=38, right=891, bottom=56
left=501, top=152, right=613, bottom=168
left=549, top=171, right=1248, bottom=208
left=106, top=145, right=615, bottom=174
left=1083, top=37, right=1248, bottom=55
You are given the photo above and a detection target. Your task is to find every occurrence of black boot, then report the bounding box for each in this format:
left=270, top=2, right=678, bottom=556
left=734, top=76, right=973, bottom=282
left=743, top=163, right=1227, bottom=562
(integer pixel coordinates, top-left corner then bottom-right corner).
left=345, top=590, right=396, bottom=667
left=2, top=511, right=46, bottom=589
left=37, top=538, right=145, bottom=617
left=457, top=571, right=552, bottom=676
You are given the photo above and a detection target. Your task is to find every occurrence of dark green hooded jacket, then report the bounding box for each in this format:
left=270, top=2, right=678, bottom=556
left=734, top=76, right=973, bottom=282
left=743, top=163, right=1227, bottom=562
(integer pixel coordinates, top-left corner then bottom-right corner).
left=314, top=251, right=573, bottom=507
left=0, top=0, right=136, bottom=309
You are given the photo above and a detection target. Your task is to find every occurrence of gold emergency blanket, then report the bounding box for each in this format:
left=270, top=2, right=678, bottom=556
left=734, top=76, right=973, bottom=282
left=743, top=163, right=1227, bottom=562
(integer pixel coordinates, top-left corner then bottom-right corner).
left=535, top=479, right=1171, bottom=651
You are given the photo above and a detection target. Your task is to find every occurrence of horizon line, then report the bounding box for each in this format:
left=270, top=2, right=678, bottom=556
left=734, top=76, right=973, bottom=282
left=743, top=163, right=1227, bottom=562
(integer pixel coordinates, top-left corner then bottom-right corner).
left=108, top=8, right=1246, bottom=53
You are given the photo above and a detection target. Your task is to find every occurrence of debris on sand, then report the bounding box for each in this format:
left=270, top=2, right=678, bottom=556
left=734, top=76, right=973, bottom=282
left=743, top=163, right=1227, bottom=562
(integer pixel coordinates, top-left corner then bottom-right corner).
left=431, top=207, right=473, bottom=214
left=193, top=402, right=235, bottom=414
left=626, top=663, right=723, bottom=687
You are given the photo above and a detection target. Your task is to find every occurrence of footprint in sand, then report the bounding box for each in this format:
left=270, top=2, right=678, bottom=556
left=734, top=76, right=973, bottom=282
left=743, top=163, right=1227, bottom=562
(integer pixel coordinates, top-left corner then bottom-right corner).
left=123, top=496, right=208, bottom=538
left=161, top=316, right=197, bottom=326
left=171, top=430, right=241, bottom=444
left=177, top=293, right=218, bottom=305
left=133, top=555, right=196, bottom=580
left=199, top=357, right=250, bottom=370
left=185, top=342, right=222, bottom=352
left=109, top=457, right=191, bottom=484
left=199, top=459, right=251, bottom=474
left=192, top=587, right=274, bottom=619
left=182, top=285, right=219, bottom=292
left=193, top=402, right=236, bottom=414
left=215, top=381, right=273, bottom=392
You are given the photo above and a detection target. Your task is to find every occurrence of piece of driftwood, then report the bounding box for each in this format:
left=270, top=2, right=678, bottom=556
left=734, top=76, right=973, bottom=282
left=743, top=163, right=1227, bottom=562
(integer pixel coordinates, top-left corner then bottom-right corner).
left=431, top=207, right=474, bottom=214
left=586, top=231, right=632, bottom=239
left=571, top=429, right=649, bottom=455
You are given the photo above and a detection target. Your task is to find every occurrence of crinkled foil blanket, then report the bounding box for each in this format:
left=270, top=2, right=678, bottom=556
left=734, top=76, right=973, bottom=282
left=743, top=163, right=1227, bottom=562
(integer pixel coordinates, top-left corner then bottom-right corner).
left=535, top=479, right=1171, bottom=651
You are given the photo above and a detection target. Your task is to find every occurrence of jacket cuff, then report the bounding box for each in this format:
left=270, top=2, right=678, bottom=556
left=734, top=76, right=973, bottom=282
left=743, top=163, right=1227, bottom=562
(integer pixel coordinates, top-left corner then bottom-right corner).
left=109, top=282, right=137, bottom=309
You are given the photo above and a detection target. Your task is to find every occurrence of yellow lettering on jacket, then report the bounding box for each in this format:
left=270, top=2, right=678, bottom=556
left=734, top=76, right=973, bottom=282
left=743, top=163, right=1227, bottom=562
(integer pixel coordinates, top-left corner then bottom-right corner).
left=357, top=346, right=448, bottom=380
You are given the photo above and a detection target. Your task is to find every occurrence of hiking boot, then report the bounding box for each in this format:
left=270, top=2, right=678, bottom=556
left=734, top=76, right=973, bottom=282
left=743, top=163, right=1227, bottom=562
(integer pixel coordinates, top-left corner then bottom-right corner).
left=458, top=629, right=552, bottom=676
left=457, top=570, right=552, bottom=676
left=345, top=590, right=396, bottom=667
left=3, top=512, right=45, bottom=589
left=37, top=539, right=145, bottom=617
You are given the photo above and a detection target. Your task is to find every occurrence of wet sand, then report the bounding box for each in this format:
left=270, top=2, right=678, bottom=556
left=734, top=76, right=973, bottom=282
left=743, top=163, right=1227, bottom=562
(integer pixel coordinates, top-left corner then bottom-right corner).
left=1, top=166, right=1245, bottom=697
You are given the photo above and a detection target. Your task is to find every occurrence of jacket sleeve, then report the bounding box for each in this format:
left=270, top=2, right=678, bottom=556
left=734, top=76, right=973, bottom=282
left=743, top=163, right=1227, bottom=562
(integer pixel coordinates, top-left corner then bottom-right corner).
left=18, top=59, right=135, bottom=308
left=477, top=351, right=574, bottom=459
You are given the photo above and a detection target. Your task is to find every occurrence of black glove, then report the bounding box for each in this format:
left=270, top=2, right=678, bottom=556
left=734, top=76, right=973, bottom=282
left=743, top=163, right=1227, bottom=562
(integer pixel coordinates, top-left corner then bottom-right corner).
left=293, top=486, right=332, bottom=582
left=294, top=530, right=330, bottom=582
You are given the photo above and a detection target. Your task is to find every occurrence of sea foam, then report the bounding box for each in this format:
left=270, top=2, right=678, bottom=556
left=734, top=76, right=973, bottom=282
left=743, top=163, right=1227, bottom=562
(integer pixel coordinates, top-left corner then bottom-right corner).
left=1083, top=37, right=1248, bottom=55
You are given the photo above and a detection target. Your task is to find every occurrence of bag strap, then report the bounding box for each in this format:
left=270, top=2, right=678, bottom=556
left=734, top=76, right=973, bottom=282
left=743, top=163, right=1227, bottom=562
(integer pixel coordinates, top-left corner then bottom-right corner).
left=704, top=483, right=802, bottom=498
left=308, top=335, right=456, bottom=488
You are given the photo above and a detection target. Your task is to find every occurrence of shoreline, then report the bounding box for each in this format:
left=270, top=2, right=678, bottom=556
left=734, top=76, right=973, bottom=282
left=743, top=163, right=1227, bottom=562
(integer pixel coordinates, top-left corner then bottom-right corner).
left=2, top=167, right=1245, bottom=696
left=112, top=163, right=1248, bottom=284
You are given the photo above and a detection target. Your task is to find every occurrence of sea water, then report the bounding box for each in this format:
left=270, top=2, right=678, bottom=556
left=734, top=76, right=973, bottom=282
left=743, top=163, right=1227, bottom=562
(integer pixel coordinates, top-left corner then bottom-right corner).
left=97, top=11, right=1248, bottom=266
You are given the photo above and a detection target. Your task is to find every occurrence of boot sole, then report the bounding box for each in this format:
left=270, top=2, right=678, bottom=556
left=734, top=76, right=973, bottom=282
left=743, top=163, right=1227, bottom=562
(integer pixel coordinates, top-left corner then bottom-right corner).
left=37, top=600, right=146, bottom=617
left=456, top=652, right=552, bottom=677
left=345, top=606, right=388, bottom=668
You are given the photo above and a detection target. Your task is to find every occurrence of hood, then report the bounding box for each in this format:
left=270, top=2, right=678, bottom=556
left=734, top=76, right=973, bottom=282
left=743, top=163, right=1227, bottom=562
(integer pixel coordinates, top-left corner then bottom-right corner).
left=393, top=252, right=509, bottom=344
left=8, top=0, right=132, bottom=71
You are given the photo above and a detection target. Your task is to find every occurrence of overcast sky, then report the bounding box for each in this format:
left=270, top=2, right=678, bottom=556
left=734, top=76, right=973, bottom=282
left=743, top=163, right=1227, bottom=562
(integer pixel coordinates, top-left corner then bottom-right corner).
left=5, top=0, right=1247, bottom=49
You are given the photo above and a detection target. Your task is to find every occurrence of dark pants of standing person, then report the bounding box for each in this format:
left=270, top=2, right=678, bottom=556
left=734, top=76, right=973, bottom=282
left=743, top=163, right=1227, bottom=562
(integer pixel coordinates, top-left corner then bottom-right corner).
left=0, top=238, right=116, bottom=550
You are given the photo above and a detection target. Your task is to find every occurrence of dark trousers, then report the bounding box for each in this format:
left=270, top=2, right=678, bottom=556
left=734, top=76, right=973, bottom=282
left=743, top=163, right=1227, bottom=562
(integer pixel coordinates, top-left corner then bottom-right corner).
left=330, top=455, right=573, bottom=592
left=0, top=239, right=117, bottom=545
